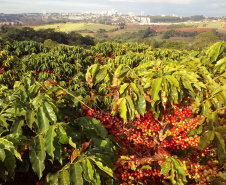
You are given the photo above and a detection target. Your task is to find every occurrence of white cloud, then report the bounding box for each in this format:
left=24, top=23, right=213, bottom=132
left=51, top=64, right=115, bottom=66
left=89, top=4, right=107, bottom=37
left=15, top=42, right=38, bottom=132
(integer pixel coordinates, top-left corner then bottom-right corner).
left=109, top=0, right=194, bottom=4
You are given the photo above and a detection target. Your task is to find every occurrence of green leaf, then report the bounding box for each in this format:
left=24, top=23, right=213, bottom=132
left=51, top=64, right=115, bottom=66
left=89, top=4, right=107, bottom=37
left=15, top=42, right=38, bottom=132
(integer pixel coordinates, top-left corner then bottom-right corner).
left=131, top=162, right=136, bottom=171
left=206, top=41, right=224, bottom=63
left=32, top=94, right=44, bottom=109
left=0, top=116, right=8, bottom=128
left=182, top=77, right=194, bottom=92
left=29, top=135, right=46, bottom=179
left=45, top=125, right=57, bottom=159
left=0, top=149, right=5, bottom=162
left=0, top=161, right=6, bottom=180
left=48, top=102, right=62, bottom=120
left=25, top=109, right=35, bottom=128
left=171, top=158, right=186, bottom=182
left=215, top=132, right=226, bottom=164
left=118, top=98, right=127, bottom=122
left=114, top=64, right=130, bottom=78
left=47, top=173, right=58, bottom=185
left=170, top=163, right=176, bottom=184
left=83, top=159, right=94, bottom=183
left=13, top=81, right=21, bottom=90
left=69, top=162, right=83, bottom=185
left=207, top=112, right=217, bottom=131
left=170, top=85, right=178, bottom=104
left=219, top=172, right=226, bottom=180
left=36, top=107, right=50, bottom=133
left=126, top=96, right=135, bottom=120
left=140, top=165, right=152, bottom=170
left=188, top=129, right=195, bottom=136
left=211, top=98, right=222, bottom=110
left=53, top=136, right=62, bottom=164
left=69, top=137, right=77, bottom=149
left=29, top=85, right=40, bottom=97
left=215, top=125, right=226, bottom=133
left=120, top=156, right=130, bottom=160
left=214, top=57, right=226, bottom=73
left=201, top=100, right=212, bottom=116
left=57, top=125, right=69, bottom=144
left=160, top=161, right=171, bottom=176
left=165, top=75, right=179, bottom=87
left=198, top=130, right=215, bottom=150
left=11, top=119, right=24, bottom=134
left=130, top=83, right=139, bottom=94
left=150, top=78, right=162, bottom=101
left=0, top=138, right=21, bottom=161
left=43, top=102, right=57, bottom=123
left=196, top=125, right=203, bottom=135
left=58, top=170, right=70, bottom=185
left=136, top=93, right=146, bottom=116
left=90, top=157, right=114, bottom=178
left=4, top=107, right=26, bottom=117
left=93, top=170, right=101, bottom=185
left=24, top=77, right=31, bottom=90
left=119, top=83, right=130, bottom=94
left=86, top=64, right=100, bottom=87
left=4, top=150, right=16, bottom=178
left=95, top=67, right=108, bottom=85
left=76, top=117, right=107, bottom=139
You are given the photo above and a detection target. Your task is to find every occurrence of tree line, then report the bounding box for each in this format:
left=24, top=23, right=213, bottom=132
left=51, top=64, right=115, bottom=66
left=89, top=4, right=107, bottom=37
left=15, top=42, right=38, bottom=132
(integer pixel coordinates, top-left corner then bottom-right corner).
left=0, top=25, right=95, bottom=47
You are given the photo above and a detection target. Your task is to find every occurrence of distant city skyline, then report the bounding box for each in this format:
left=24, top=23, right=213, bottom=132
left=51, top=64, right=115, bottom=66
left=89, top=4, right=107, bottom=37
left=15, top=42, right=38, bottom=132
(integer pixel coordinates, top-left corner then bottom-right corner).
left=0, top=0, right=225, bottom=17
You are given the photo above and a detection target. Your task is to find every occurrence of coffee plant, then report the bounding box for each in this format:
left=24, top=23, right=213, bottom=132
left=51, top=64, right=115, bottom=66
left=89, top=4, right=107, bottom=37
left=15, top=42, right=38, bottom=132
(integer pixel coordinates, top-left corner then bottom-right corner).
left=0, top=39, right=226, bottom=184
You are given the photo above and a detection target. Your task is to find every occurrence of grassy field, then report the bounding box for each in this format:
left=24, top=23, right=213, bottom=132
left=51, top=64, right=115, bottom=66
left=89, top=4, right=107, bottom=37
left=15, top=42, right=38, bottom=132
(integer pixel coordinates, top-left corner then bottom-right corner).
left=197, top=21, right=225, bottom=29
left=27, top=21, right=225, bottom=43
left=29, top=21, right=226, bottom=35
left=30, top=23, right=119, bottom=33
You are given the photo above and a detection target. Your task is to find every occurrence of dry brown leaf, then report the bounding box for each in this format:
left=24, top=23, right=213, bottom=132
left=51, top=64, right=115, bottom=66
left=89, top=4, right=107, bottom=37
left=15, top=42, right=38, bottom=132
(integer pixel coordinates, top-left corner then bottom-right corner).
left=137, top=153, right=167, bottom=166
left=0, top=68, right=5, bottom=74
left=81, top=139, right=92, bottom=153
left=90, top=91, right=95, bottom=101
left=55, top=91, right=66, bottom=98
left=70, top=149, right=81, bottom=163
left=48, top=80, right=58, bottom=85
left=135, top=111, right=141, bottom=120
left=112, top=104, right=119, bottom=112
left=114, top=90, right=120, bottom=103
left=158, top=129, right=167, bottom=142
left=88, top=77, right=92, bottom=87
left=144, top=94, right=152, bottom=103
left=113, top=157, right=129, bottom=170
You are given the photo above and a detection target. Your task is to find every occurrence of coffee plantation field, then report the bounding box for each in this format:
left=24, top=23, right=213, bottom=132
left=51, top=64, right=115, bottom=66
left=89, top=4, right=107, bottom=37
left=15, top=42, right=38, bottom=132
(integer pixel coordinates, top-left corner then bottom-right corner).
left=0, top=39, right=226, bottom=185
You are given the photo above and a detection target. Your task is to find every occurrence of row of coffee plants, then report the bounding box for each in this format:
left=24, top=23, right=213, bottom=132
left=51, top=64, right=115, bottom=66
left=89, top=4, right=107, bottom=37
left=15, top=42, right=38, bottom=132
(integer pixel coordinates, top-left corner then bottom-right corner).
left=84, top=41, right=226, bottom=184
left=0, top=39, right=226, bottom=184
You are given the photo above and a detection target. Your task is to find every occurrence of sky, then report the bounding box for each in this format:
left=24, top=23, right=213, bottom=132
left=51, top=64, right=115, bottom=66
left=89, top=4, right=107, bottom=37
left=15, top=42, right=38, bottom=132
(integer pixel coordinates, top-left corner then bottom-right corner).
left=0, top=0, right=225, bottom=17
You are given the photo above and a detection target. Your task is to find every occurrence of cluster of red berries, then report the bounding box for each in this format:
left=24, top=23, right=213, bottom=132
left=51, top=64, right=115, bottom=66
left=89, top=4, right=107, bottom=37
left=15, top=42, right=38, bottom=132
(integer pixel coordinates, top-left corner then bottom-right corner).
left=34, top=70, right=65, bottom=80
left=117, top=168, right=162, bottom=185
left=82, top=108, right=163, bottom=183
left=82, top=108, right=124, bottom=139
left=189, top=148, right=210, bottom=162
left=161, top=104, right=203, bottom=150
left=82, top=106, right=223, bottom=185
left=93, top=53, right=116, bottom=64
left=114, top=155, right=162, bottom=185
left=164, top=104, right=192, bottom=122
left=124, top=111, right=161, bottom=150
left=169, top=115, right=202, bottom=135
left=134, top=111, right=161, bottom=135
left=186, top=161, right=219, bottom=185
left=162, top=134, right=200, bottom=149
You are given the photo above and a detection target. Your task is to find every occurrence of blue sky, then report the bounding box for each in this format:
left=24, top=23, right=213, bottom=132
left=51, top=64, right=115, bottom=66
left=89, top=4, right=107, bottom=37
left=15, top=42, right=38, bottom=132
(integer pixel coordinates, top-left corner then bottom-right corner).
left=0, top=0, right=225, bottom=17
